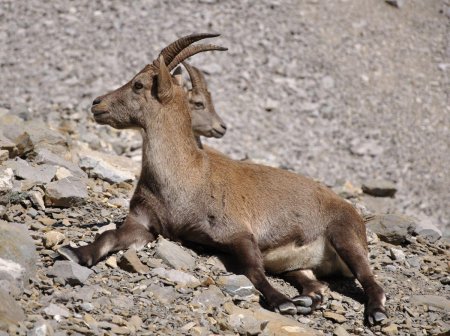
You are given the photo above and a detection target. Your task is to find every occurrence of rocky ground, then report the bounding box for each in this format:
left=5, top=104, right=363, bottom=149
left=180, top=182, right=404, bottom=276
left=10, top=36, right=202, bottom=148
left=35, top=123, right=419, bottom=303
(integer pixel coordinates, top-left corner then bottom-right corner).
left=0, top=89, right=449, bottom=335
left=0, top=0, right=449, bottom=335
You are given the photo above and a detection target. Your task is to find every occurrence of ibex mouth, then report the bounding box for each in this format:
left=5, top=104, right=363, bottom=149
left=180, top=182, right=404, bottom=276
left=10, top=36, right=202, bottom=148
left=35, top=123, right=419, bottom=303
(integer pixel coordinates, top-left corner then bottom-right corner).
left=92, top=110, right=109, bottom=117
left=211, top=128, right=226, bottom=138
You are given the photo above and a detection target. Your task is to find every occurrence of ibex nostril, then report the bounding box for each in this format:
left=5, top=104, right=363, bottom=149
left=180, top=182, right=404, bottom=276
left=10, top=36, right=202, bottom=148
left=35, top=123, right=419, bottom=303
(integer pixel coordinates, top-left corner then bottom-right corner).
left=92, top=97, right=102, bottom=105
left=221, top=123, right=227, bottom=130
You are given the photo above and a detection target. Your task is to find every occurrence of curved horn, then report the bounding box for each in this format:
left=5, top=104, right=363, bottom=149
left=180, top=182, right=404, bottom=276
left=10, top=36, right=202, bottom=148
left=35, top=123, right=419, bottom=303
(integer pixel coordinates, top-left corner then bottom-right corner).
left=182, top=62, right=204, bottom=89
left=167, top=44, right=227, bottom=72
left=154, top=33, right=220, bottom=68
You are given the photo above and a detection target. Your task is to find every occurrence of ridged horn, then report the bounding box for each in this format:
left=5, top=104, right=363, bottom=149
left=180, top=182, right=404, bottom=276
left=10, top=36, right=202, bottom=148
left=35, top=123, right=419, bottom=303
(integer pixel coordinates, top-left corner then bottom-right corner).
left=182, top=62, right=205, bottom=89
left=167, top=44, right=228, bottom=72
left=154, top=33, right=220, bottom=68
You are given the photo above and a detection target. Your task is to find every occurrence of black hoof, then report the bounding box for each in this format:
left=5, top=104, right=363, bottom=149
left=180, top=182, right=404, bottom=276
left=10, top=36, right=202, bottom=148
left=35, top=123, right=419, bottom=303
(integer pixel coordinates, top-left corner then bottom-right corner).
left=58, top=246, right=80, bottom=264
left=367, top=309, right=388, bottom=326
left=275, top=302, right=297, bottom=315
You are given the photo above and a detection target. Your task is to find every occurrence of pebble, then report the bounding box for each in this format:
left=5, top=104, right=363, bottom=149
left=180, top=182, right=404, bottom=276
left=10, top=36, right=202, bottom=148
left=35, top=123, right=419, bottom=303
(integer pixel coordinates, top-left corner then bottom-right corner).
left=361, top=179, right=397, bottom=197
left=43, top=230, right=65, bottom=248
left=43, top=303, right=70, bottom=318
left=105, top=256, right=118, bottom=268
left=118, top=249, right=150, bottom=274
left=389, top=247, right=406, bottom=261
left=382, top=324, right=399, bottom=335
left=323, top=312, right=347, bottom=323
left=333, top=325, right=350, bottom=336
left=216, top=275, right=258, bottom=301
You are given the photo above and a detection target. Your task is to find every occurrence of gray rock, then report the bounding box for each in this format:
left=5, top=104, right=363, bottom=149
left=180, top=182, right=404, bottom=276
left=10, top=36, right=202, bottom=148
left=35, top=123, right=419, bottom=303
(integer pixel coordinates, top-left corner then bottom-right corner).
left=365, top=214, right=416, bottom=244
left=97, top=223, right=117, bottom=235
left=151, top=267, right=201, bottom=288
left=362, top=179, right=397, bottom=197
left=413, top=216, right=442, bottom=243
left=7, top=158, right=56, bottom=184
left=78, top=152, right=134, bottom=184
left=47, top=260, right=93, bottom=286
left=154, top=237, right=196, bottom=271
left=224, top=302, right=320, bottom=335
left=35, top=148, right=86, bottom=178
left=146, top=284, right=179, bottom=304
left=118, top=249, right=150, bottom=274
left=0, top=289, right=25, bottom=331
left=333, top=325, right=350, bottom=336
left=410, top=295, right=450, bottom=311
left=28, top=321, right=54, bottom=336
left=385, top=0, right=404, bottom=8
left=389, top=247, right=406, bottom=261
left=45, top=177, right=88, bottom=207
left=216, top=275, right=258, bottom=301
left=191, top=285, right=226, bottom=309
left=43, top=303, right=70, bottom=318
left=0, top=221, right=37, bottom=296
left=361, top=195, right=397, bottom=215
left=0, top=167, right=14, bottom=191
left=43, top=231, right=66, bottom=249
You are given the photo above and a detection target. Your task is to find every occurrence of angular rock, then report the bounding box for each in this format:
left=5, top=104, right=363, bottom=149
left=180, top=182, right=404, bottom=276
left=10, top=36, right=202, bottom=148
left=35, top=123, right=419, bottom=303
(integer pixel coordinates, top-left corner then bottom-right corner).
left=43, top=303, right=70, bottom=318
left=78, top=149, right=135, bottom=184
left=191, top=285, right=226, bottom=309
left=7, top=158, right=56, bottom=184
left=151, top=267, right=200, bottom=288
left=0, top=289, right=25, bottom=331
left=362, top=179, right=397, bottom=197
left=1, top=118, right=68, bottom=156
left=29, top=190, right=46, bottom=210
left=43, top=231, right=65, bottom=249
left=35, top=148, right=86, bottom=178
left=0, top=167, right=14, bottom=191
left=45, top=176, right=88, bottom=207
left=323, top=311, right=347, bottom=323
left=385, top=0, right=404, bottom=8
left=105, top=256, right=118, bottom=269
left=382, top=324, right=399, bottom=335
left=118, top=249, right=150, bottom=274
left=333, top=325, right=350, bottom=336
left=55, top=166, right=73, bottom=180
left=147, top=284, right=179, bottom=304
left=410, top=295, right=450, bottom=311
left=389, top=247, right=406, bottom=261
left=224, top=302, right=319, bottom=336
left=414, top=216, right=442, bottom=243
left=216, top=275, right=258, bottom=301
left=0, top=222, right=37, bottom=296
left=47, top=260, right=93, bottom=285
left=365, top=214, right=416, bottom=244
left=28, top=321, right=54, bottom=336
left=155, top=237, right=196, bottom=270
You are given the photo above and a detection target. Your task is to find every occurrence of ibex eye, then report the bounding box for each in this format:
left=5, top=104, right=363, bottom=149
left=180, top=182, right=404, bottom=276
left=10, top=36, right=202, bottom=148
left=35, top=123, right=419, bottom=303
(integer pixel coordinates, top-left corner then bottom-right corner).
left=194, top=102, right=204, bottom=109
left=134, top=82, right=144, bottom=90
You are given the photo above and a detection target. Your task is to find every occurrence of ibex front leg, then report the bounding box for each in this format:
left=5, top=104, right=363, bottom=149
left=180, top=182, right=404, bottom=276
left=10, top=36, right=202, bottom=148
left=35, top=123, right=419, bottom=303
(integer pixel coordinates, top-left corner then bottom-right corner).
left=59, top=205, right=155, bottom=267
left=226, top=233, right=299, bottom=315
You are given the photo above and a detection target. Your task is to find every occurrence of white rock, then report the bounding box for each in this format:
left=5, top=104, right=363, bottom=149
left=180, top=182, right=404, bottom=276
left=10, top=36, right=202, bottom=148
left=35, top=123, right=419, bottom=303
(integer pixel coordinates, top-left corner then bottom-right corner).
left=0, top=168, right=13, bottom=191
left=55, top=166, right=73, bottom=180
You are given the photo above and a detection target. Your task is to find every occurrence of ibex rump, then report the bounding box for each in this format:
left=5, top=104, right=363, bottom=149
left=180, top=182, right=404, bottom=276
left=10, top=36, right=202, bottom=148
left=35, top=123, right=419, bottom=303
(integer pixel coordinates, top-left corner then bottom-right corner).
left=60, top=33, right=387, bottom=325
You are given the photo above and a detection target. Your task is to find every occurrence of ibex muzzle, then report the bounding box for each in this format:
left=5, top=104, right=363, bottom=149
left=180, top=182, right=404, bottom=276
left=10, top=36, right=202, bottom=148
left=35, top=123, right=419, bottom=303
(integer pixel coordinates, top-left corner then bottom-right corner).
left=61, top=33, right=387, bottom=326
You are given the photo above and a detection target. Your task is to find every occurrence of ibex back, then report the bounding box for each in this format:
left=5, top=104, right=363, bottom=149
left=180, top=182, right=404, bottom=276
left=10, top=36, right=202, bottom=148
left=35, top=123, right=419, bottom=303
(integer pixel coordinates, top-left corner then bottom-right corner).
left=60, top=33, right=387, bottom=325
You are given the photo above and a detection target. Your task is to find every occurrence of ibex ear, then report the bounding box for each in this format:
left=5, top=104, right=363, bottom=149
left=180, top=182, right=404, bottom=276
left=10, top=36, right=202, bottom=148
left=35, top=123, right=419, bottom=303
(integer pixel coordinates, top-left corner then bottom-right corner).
left=173, top=66, right=183, bottom=86
left=157, top=55, right=173, bottom=104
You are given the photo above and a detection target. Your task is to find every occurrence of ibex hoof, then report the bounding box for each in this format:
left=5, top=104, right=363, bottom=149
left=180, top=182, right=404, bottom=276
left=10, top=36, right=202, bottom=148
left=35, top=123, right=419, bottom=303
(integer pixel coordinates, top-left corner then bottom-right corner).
left=367, top=309, right=388, bottom=326
left=275, top=302, right=297, bottom=315
left=292, top=295, right=313, bottom=314
left=58, top=246, right=80, bottom=264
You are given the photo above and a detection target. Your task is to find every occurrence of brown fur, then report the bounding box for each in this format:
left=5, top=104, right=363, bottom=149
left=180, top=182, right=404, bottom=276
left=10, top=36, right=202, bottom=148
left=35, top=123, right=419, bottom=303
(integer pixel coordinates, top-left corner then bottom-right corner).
left=61, top=35, right=387, bottom=325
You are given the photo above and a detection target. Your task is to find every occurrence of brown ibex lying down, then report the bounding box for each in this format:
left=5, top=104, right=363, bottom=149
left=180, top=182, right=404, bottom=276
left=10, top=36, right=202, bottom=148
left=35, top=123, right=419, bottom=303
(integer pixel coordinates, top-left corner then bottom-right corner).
left=60, top=33, right=387, bottom=325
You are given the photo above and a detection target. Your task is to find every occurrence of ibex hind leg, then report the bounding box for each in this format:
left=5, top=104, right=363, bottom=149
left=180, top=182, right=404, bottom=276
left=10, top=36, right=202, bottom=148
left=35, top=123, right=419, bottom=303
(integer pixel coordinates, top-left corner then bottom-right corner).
left=282, top=269, right=328, bottom=314
left=58, top=217, right=154, bottom=267
left=328, top=219, right=388, bottom=325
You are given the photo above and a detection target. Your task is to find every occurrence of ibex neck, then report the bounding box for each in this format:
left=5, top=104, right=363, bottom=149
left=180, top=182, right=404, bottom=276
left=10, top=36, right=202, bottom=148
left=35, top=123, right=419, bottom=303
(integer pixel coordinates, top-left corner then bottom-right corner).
left=140, top=103, right=204, bottom=200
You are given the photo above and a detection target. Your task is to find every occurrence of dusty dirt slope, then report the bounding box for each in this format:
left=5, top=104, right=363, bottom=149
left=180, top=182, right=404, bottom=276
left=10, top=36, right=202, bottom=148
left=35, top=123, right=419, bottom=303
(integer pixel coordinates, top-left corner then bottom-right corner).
left=1, top=0, right=449, bottom=235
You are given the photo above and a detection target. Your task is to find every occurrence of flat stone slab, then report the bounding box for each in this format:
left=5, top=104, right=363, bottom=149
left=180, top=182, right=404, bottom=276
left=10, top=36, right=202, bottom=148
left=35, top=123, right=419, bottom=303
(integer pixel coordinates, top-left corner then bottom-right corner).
left=154, top=237, right=196, bottom=271
left=45, top=176, right=88, bottom=207
left=47, top=260, right=93, bottom=286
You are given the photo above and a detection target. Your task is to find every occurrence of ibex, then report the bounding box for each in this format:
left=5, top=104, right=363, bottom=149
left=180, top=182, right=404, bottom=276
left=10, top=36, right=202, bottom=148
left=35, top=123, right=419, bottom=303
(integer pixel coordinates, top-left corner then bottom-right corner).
left=59, top=33, right=387, bottom=325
